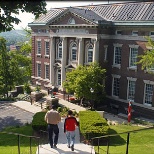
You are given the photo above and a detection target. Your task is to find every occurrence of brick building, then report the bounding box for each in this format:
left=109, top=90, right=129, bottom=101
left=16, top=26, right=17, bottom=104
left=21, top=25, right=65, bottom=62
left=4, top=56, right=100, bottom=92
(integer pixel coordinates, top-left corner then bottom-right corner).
left=28, top=1, right=154, bottom=118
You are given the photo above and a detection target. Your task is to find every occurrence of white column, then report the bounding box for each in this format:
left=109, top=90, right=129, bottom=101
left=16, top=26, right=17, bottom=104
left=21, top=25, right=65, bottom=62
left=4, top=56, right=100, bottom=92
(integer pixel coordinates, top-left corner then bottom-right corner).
left=93, top=39, right=99, bottom=62
left=78, top=38, right=84, bottom=66
left=61, top=37, right=67, bottom=88
left=50, top=37, right=55, bottom=85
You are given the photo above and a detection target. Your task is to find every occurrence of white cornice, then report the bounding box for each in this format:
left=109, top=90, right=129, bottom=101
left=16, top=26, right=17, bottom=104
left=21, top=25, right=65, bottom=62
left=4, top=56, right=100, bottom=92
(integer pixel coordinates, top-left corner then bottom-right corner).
left=101, top=34, right=147, bottom=41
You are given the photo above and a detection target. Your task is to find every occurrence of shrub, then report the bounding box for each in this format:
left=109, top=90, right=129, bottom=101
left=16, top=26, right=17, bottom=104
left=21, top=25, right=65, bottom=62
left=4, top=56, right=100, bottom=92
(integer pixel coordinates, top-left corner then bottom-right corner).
left=32, top=112, right=47, bottom=132
left=79, top=111, right=109, bottom=140
left=24, top=83, right=32, bottom=94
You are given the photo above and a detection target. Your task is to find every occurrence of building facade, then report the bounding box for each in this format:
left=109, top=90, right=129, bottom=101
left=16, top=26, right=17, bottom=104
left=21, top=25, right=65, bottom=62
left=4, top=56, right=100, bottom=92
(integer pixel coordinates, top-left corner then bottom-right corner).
left=28, top=1, right=154, bottom=118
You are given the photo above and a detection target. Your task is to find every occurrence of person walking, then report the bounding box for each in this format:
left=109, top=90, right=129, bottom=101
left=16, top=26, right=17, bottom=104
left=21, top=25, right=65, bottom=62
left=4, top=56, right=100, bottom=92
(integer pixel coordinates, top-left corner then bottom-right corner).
left=44, top=104, right=61, bottom=148
left=64, top=110, right=78, bottom=151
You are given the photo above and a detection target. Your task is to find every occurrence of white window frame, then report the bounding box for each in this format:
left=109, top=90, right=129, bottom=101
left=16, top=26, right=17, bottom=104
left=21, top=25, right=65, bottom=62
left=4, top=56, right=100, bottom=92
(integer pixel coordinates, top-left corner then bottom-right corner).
left=85, top=44, right=93, bottom=63
left=113, top=43, right=122, bottom=68
left=104, top=45, right=108, bottom=61
left=45, top=41, right=50, bottom=56
left=56, top=41, right=62, bottom=59
left=143, top=80, right=154, bottom=107
left=70, top=42, right=77, bottom=61
left=37, top=41, right=41, bottom=55
left=112, top=74, right=121, bottom=98
left=128, top=45, right=139, bottom=70
left=127, top=77, right=137, bottom=101
left=37, top=63, right=41, bottom=77
left=57, top=69, right=61, bottom=86
left=45, top=64, right=49, bottom=79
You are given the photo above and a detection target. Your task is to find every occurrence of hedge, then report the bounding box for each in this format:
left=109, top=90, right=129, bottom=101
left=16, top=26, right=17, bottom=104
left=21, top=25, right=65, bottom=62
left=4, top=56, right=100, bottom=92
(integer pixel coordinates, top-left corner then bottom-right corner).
left=79, top=111, right=109, bottom=140
left=32, top=112, right=47, bottom=132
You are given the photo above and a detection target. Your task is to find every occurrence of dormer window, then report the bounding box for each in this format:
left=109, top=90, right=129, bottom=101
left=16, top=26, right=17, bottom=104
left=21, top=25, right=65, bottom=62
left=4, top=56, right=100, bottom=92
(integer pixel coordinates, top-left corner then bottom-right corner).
left=150, top=31, right=154, bottom=36
left=68, top=17, right=75, bottom=24
left=116, top=30, right=122, bottom=35
left=132, top=31, right=138, bottom=36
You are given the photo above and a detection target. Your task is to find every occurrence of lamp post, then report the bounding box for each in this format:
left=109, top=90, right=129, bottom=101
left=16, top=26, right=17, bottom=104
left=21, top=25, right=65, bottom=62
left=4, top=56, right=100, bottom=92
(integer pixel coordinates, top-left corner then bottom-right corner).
left=90, top=88, right=94, bottom=110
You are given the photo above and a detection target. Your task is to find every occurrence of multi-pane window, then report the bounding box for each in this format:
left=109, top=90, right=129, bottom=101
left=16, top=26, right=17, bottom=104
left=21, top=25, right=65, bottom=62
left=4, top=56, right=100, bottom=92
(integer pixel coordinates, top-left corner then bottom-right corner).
left=112, top=77, right=120, bottom=97
left=87, top=45, right=93, bottom=63
left=129, top=47, right=138, bottom=67
left=71, top=43, right=77, bottom=61
left=37, top=63, right=41, bottom=77
left=144, top=84, right=153, bottom=106
left=114, top=47, right=121, bottom=65
left=57, top=69, right=61, bottom=86
left=128, top=80, right=136, bottom=101
left=57, top=42, right=62, bottom=59
left=45, top=65, right=49, bottom=79
left=37, top=41, right=41, bottom=54
left=45, top=42, right=49, bottom=55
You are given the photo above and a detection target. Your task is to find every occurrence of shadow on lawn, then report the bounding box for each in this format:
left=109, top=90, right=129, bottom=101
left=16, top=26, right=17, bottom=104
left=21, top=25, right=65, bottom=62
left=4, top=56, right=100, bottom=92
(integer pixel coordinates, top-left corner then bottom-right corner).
left=91, top=128, right=126, bottom=146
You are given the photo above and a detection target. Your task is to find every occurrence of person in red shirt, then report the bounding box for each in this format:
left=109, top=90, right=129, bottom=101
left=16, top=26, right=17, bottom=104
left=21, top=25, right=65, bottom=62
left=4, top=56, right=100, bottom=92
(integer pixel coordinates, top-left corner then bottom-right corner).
left=64, top=110, right=78, bottom=151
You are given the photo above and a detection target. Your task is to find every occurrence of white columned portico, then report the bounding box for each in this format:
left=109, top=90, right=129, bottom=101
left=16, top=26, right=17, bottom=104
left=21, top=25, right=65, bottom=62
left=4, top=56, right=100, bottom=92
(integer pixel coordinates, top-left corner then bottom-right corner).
left=92, top=38, right=99, bottom=62
left=50, top=37, right=55, bottom=85
left=78, top=38, right=84, bottom=65
left=61, top=37, right=67, bottom=88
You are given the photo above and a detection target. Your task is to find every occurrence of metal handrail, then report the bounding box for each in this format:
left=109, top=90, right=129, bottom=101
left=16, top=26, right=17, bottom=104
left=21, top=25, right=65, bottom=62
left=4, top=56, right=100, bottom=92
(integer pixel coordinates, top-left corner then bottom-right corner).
left=0, top=131, right=40, bottom=154
left=90, top=126, right=154, bottom=154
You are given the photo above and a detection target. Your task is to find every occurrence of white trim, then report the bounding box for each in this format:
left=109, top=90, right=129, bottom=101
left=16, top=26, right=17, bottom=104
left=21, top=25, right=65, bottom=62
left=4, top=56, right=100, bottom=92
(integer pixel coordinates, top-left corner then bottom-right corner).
left=113, top=43, right=123, bottom=47
left=36, top=39, right=41, bottom=41
left=44, top=62, right=49, bottom=65
left=36, top=61, right=41, bottom=64
left=112, top=74, right=121, bottom=78
left=128, top=44, right=139, bottom=48
left=143, top=80, right=154, bottom=85
left=44, top=39, right=50, bottom=42
left=127, top=77, right=137, bottom=81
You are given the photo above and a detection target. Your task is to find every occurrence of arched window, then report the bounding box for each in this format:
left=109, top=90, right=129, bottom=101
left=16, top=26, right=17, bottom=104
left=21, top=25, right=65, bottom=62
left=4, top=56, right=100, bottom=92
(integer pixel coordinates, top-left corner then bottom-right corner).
left=87, top=44, right=93, bottom=63
left=71, top=43, right=77, bottom=61
left=57, top=41, right=62, bottom=59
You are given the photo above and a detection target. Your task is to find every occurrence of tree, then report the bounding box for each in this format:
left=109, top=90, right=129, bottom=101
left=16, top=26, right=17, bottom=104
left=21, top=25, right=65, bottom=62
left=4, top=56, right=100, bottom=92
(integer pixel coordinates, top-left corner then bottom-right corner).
left=137, top=37, right=154, bottom=72
left=0, top=36, right=32, bottom=97
left=0, top=37, right=13, bottom=96
left=0, top=0, right=47, bottom=32
left=63, top=62, right=106, bottom=109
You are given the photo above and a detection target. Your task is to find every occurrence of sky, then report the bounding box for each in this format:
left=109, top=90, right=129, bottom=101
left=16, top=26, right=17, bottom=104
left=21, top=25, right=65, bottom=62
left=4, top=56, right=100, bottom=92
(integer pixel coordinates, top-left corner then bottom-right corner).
left=13, top=1, right=129, bottom=30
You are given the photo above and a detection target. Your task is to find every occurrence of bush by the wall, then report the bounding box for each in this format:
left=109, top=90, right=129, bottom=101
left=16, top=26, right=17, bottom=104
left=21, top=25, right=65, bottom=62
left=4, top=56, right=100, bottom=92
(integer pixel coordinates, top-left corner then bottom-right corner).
left=32, top=112, right=47, bottom=132
left=79, top=111, right=109, bottom=140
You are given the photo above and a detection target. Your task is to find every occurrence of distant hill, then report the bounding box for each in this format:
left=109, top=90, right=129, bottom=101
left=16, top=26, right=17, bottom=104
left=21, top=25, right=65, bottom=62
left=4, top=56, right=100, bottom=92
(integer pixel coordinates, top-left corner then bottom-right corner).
left=0, top=30, right=29, bottom=50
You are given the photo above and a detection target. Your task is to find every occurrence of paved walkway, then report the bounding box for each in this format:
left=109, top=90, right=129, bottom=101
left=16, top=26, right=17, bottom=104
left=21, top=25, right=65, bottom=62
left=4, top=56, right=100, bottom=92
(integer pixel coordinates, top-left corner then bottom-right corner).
left=12, top=97, right=128, bottom=154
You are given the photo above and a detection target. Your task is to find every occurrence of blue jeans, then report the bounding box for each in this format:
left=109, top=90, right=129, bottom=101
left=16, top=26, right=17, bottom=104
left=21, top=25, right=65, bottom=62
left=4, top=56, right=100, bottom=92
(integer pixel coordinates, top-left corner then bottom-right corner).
left=47, top=124, right=59, bottom=147
left=66, top=131, right=75, bottom=147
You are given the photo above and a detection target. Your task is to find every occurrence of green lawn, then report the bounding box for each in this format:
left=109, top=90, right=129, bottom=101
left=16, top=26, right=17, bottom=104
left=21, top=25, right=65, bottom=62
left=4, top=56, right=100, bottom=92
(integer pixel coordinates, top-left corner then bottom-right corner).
left=95, top=124, right=154, bottom=154
left=0, top=124, right=38, bottom=154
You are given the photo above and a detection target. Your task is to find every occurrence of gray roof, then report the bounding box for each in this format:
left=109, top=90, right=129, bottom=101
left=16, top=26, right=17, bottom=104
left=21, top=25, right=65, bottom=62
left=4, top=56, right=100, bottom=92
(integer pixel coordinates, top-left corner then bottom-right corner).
left=28, top=2, right=154, bottom=26
left=90, top=2, right=154, bottom=21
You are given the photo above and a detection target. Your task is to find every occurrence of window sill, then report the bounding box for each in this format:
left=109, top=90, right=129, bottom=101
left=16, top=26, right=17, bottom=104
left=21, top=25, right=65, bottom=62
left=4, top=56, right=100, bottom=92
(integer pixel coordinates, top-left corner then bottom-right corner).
left=112, top=64, right=121, bottom=69
left=143, top=103, right=152, bottom=107
left=127, top=67, right=137, bottom=71
left=36, top=54, right=42, bottom=57
left=44, top=55, right=50, bottom=58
